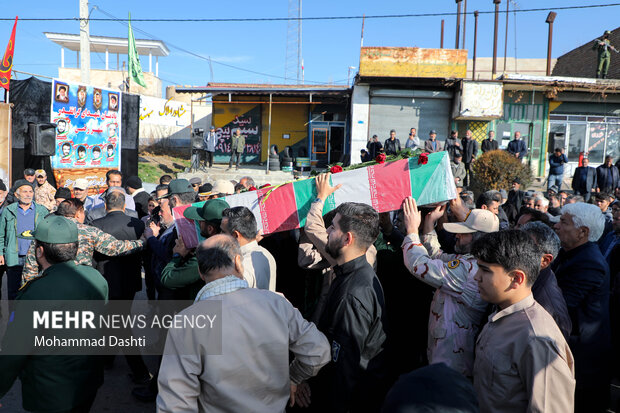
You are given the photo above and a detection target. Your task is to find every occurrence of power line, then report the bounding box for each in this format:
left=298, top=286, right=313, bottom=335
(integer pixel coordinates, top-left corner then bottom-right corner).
left=92, top=6, right=347, bottom=85
left=4, top=3, right=620, bottom=22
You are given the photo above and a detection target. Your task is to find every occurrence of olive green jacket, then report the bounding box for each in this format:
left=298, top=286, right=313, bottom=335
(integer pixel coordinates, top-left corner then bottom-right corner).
left=0, top=202, right=49, bottom=267
left=231, top=134, right=246, bottom=153
left=0, top=261, right=108, bottom=412
left=161, top=255, right=205, bottom=300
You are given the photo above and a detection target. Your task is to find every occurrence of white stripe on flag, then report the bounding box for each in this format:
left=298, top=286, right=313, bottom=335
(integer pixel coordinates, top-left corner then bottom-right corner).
left=331, top=168, right=372, bottom=207
left=223, top=191, right=263, bottom=234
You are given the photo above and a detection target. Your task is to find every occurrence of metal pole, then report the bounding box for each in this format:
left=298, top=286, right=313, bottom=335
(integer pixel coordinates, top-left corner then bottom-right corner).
left=79, top=0, right=90, bottom=83
left=455, top=0, right=462, bottom=49
left=440, top=19, right=445, bottom=48
left=492, top=0, right=501, bottom=79
left=298, top=0, right=302, bottom=82
left=190, top=99, right=194, bottom=172
left=462, top=0, right=467, bottom=49
left=503, top=0, right=509, bottom=73
left=266, top=93, right=272, bottom=174
left=473, top=11, right=479, bottom=80
left=546, top=12, right=557, bottom=76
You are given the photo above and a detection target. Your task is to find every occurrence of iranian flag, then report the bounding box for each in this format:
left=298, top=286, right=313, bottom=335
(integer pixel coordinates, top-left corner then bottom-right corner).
left=174, top=151, right=456, bottom=246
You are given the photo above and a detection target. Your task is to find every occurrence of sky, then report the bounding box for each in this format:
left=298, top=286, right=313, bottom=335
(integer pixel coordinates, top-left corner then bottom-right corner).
left=2, top=0, right=619, bottom=94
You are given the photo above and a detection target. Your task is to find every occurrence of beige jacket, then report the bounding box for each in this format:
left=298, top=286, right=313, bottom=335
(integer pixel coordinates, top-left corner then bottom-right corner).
left=473, top=294, right=575, bottom=413
left=240, top=240, right=277, bottom=291
left=157, top=287, right=330, bottom=413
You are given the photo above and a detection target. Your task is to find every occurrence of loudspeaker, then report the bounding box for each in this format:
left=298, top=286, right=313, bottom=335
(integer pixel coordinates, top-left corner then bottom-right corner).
left=28, top=122, right=56, bottom=156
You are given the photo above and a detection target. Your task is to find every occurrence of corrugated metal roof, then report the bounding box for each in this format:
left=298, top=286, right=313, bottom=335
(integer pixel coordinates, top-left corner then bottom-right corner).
left=176, top=82, right=351, bottom=95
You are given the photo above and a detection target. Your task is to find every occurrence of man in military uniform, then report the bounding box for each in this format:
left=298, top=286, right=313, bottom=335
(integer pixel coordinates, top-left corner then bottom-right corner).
left=0, top=215, right=108, bottom=412
left=401, top=197, right=499, bottom=378
left=21, top=198, right=145, bottom=285
left=593, top=30, right=618, bottom=79
left=228, top=128, right=245, bottom=171
left=33, top=169, right=56, bottom=212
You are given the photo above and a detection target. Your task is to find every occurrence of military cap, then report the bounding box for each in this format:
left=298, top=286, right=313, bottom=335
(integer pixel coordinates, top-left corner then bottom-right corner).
left=32, top=216, right=78, bottom=243
left=160, top=179, right=193, bottom=198
left=183, top=198, right=230, bottom=223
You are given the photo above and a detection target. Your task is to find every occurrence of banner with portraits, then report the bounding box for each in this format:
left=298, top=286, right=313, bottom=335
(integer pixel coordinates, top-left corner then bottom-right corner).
left=50, top=79, right=122, bottom=190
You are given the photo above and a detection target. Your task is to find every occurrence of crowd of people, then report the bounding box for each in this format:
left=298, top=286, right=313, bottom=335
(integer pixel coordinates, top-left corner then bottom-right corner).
left=0, top=138, right=618, bottom=412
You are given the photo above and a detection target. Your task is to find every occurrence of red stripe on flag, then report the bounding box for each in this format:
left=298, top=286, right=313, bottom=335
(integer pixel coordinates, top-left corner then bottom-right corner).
left=0, top=17, right=18, bottom=91
left=257, top=183, right=300, bottom=234
left=368, top=158, right=411, bottom=212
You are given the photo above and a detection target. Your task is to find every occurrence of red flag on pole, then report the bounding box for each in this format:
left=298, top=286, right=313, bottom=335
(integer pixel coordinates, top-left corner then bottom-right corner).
left=0, top=17, right=18, bottom=91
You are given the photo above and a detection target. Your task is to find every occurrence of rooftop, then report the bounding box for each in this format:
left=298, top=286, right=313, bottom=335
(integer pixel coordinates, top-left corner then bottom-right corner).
left=44, top=32, right=169, bottom=57
left=176, top=82, right=351, bottom=96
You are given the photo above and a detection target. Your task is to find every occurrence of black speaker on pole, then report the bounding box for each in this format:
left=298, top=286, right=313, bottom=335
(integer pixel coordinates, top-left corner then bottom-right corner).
left=28, top=122, right=56, bottom=156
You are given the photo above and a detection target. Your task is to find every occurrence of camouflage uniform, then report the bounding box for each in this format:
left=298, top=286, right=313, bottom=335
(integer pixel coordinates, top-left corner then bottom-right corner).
left=34, top=181, right=57, bottom=212
left=401, top=231, right=487, bottom=377
left=21, top=217, right=145, bottom=285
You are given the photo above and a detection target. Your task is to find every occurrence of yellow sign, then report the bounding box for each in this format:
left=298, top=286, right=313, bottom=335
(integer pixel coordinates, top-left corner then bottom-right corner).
left=360, top=47, right=467, bottom=79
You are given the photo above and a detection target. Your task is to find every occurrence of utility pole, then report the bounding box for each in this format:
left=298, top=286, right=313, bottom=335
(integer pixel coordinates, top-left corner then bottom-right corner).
left=473, top=11, right=479, bottom=80
left=440, top=19, right=445, bottom=48
left=79, top=0, right=90, bottom=84
left=462, top=0, right=467, bottom=49
left=503, top=0, right=509, bottom=73
left=492, top=0, right=501, bottom=79
left=455, top=0, right=462, bottom=49
left=546, top=12, right=557, bottom=76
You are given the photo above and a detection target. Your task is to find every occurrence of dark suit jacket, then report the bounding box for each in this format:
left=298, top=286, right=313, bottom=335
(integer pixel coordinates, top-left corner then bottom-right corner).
left=92, top=211, right=145, bottom=300
left=460, top=138, right=478, bottom=163
left=85, top=205, right=138, bottom=224
left=571, top=166, right=597, bottom=194
left=596, top=164, right=620, bottom=192
left=552, top=241, right=612, bottom=384
left=132, top=190, right=150, bottom=219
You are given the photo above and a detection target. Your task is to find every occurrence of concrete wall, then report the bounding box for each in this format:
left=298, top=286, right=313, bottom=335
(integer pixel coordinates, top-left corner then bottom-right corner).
left=466, top=58, right=556, bottom=80
left=350, top=85, right=370, bottom=165
left=58, top=68, right=162, bottom=98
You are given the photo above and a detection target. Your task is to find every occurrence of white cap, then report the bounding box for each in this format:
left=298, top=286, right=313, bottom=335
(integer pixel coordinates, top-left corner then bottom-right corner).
left=73, top=178, right=89, bottom=190
left=211, top=180, right=234, bottom=196
left=443, top=209, right=499, bottom=234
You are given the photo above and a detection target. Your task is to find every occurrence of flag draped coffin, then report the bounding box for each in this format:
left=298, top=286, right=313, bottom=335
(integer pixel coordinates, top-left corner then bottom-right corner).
left=174, top=151, right=456, bottom=247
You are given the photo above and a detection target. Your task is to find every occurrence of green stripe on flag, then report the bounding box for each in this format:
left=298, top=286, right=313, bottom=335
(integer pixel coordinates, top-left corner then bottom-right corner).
left=409, top=152, right=445, bottom=203
left=293, top=177, right=336, bottom=228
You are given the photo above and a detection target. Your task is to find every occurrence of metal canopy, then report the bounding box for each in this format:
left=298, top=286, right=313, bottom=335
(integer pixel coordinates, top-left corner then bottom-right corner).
left=44, top=32, right=169, bottom=56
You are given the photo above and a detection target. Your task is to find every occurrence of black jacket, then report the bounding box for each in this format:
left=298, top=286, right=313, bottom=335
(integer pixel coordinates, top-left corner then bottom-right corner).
left=85, top=205, right=138, bottom=224
left=383, top=138, right=401, bottom=155
left=132, top=190, right=150, bottom=219
left=596, top=164, right=620, bottom=192
left=571, top=166, right=597, bottom=194
left=366, top=141, right=383, bottom=159
left=92, top=211, right=145, bottom=300
left=552, top=241, right=612, bottom=384
left=460, top=138, right=478, bottom=163
left=531, top=267, right=572, bottom=339
left=313, top=255, right=388, bottom=412
left=444, top=137, right=462, bottom=161
left=481, top=138, right=498, bottom=153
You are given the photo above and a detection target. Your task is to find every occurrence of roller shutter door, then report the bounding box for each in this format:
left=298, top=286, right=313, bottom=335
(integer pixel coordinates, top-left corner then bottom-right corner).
left=368, top=89, right=452, bottom=142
